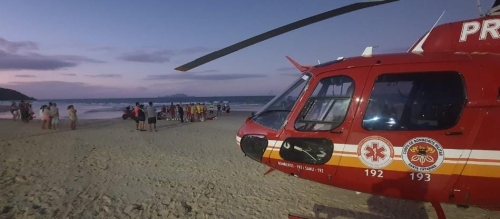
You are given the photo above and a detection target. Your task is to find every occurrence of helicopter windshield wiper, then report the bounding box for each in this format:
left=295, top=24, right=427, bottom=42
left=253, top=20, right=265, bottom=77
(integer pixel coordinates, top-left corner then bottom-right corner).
left=293, top=146, right=317, bottom=161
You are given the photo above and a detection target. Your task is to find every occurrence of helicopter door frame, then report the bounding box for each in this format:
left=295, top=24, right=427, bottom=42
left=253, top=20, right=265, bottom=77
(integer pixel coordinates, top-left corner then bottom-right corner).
left=340, top=60, right=481, bottom=200
left=266, top=66, right=372, bottom=185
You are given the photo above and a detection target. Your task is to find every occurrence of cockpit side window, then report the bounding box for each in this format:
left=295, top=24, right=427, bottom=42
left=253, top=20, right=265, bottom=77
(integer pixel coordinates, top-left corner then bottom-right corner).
left=362, top=71, right=466, bottom=131
left=294, top=75, right=354, bottom=131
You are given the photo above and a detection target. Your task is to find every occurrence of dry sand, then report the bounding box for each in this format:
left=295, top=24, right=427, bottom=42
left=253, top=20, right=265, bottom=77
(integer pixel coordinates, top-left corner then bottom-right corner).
left=0, top=112, right=497, bottom=219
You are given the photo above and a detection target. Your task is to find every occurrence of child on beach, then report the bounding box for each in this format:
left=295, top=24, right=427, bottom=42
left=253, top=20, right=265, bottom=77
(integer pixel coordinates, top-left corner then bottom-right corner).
left=68, top=105, right=77, bottom=130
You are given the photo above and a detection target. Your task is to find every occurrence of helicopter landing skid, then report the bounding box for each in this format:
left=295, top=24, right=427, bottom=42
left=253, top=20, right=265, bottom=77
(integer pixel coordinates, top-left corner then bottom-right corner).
left=288, top=202, right=447, bottom=219
left=288, top=214, right=311, bottom=219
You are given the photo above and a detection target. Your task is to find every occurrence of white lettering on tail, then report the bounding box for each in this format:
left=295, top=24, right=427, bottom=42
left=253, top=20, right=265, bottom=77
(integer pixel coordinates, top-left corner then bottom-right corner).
left=460, top=19, right=500, bottom=42
left=480, top=19, right=500, bottom=40
left=460, top=21, right=481, bottom=42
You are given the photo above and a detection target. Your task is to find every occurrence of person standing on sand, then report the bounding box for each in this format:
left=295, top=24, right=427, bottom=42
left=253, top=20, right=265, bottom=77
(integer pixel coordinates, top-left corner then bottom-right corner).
left=42, top=105, right=50, bottom=129
left=178, top=103, right=184, bottom=122
left=216, top=102, right=222, bottom=116
left=146, top=102, right=157, bottom=132
left=209, top=103, right=214, bottom=116
left=50, top=103, right=60, bottom=130
left=19, top=101, right=29, bottom=123
left=47, top=102, right=53, bottom=129
left=10, top=101, right=19, bottom=121
left=169, top=103, right=175, bottom=120
left=134, top=102, right=140, bottom=130
left=39, top=105, right=45, bottom=123
left=137, top=105, right=146, bottom=131
left=202, top=103, right=207, bottom=121
left=68, top=105, right=77, bottom=130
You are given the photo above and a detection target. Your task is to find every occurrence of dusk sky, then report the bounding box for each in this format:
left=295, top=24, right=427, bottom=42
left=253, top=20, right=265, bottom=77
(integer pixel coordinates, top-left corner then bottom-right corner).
left=0, top=0, right=494, bottom=99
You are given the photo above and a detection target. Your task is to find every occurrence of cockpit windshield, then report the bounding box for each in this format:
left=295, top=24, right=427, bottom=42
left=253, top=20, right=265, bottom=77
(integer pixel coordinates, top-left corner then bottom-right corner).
left=251, top=73, right=311, bottom=130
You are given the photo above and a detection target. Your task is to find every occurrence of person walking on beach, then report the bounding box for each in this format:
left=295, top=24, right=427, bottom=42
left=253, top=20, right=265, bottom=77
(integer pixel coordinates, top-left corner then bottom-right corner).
left=146, top=102, right=157, bottom=132
left=68, top=105, right=77, bottom=130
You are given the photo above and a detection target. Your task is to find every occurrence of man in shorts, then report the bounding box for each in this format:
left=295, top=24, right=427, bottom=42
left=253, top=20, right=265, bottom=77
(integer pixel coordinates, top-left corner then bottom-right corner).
left=134, top=102, right=140, bottom=130
left=146, top=101, right=157, bottom=132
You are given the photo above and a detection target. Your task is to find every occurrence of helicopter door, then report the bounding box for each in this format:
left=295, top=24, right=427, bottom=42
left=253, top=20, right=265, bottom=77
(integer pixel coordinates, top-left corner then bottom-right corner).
left=267, top=67, right=371, bottom=186
left=340, top=62, right=477, bottom=200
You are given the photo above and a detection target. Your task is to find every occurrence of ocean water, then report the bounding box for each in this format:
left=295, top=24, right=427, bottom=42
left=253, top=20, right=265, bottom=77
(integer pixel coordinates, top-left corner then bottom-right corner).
left=0, top=96, right=274, bottom=120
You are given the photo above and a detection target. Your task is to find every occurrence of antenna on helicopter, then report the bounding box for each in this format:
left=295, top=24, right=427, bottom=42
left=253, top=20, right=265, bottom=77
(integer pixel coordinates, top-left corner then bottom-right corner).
left=410, top=10, right=446, bottom=53
left=477, top=0, right=484, bottom=17
left=361, top=46, right=379, bottom=57
left=317, top=60, right=321, bottom=64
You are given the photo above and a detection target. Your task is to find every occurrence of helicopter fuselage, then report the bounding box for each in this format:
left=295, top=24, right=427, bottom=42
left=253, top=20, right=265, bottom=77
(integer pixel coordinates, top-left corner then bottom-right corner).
left=236, top=51, right=500, bottom=211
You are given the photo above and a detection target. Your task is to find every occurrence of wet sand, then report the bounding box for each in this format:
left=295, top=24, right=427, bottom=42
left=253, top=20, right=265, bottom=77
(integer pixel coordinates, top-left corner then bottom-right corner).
left=0, top=112, right=496, bottom=219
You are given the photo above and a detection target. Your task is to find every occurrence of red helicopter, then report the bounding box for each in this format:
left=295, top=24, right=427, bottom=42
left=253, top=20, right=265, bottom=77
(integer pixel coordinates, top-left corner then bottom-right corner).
left=175, top=0, right=500, bottom=218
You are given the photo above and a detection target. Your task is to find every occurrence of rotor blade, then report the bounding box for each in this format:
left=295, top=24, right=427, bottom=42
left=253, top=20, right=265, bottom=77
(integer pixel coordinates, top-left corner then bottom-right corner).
left=175, top=0, right=399, bottom=72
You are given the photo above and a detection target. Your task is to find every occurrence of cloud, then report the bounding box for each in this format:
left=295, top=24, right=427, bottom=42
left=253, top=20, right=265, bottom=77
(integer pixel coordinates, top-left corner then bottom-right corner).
left=50, top=54, right=104, bottom=63
left=1, top=81, right=145, bottom=99
left=177, top=46, right=212, bottom=55
left=0, top=36, right=104, bottom=71
left=276, top=66, right=301, bottom=77
left=117, top=49, right=173, bottom=63
left=60, top=73, right=77, bottom=76
left=15, top=74, right=36, bottom=78
left=276, top=67, right=297, bottom=72
left=279, top=72, right=300, bottom=77
left=144, top=71, right=266, bottom=81
left=0, top=50, right=78, bottom=71
left=0, top=37, right=38, bottom=53
left=84, top=74, right=122, bottom=78
left=117, top=46, right=213, bottom=63
left=87, top=46, right=117, bottom=52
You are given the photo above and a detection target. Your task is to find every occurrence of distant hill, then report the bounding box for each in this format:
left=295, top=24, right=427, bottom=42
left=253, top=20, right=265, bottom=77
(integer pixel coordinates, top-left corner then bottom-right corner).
left=158, top=93, right=192, bottom=98
left=0, top=88, right=36, bottom=101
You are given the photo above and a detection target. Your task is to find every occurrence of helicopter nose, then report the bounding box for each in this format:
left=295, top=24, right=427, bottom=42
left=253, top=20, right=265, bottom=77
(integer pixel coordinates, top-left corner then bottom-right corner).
left=239, top=134, right=268, bottom=163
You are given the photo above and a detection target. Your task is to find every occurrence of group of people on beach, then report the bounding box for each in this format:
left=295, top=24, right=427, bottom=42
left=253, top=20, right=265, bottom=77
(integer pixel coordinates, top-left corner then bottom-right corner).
left=132, top=101, right=158, bottom=132
left=9, top=101, right=78, bottom=130
left=159, top=102, right=230, bottom=122
left=9, top=101, right=34, bottom=122
left=130, top=101, right=231, bottom=132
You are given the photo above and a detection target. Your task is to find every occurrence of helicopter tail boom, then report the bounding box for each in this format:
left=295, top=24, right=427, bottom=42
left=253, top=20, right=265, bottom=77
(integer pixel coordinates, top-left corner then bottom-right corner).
left=409, top=15, right=500, bottom=54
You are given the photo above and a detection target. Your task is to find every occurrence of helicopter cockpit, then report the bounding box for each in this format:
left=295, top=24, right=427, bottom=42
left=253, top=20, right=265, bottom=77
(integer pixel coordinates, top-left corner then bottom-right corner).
left=251, top=73, right=311, bottom=130
left=294, top=75, right=354, bottom=131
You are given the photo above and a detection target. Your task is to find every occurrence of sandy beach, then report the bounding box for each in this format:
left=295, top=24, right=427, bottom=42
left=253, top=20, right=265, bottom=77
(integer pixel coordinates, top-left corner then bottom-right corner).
left=0, top=112, right=497, bottom=219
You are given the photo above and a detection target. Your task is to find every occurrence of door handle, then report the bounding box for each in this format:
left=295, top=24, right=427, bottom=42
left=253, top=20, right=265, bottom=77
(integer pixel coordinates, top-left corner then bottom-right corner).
left=445, top=130, right=463, bottom=136
left=330, top=129, right=343, bottom=134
